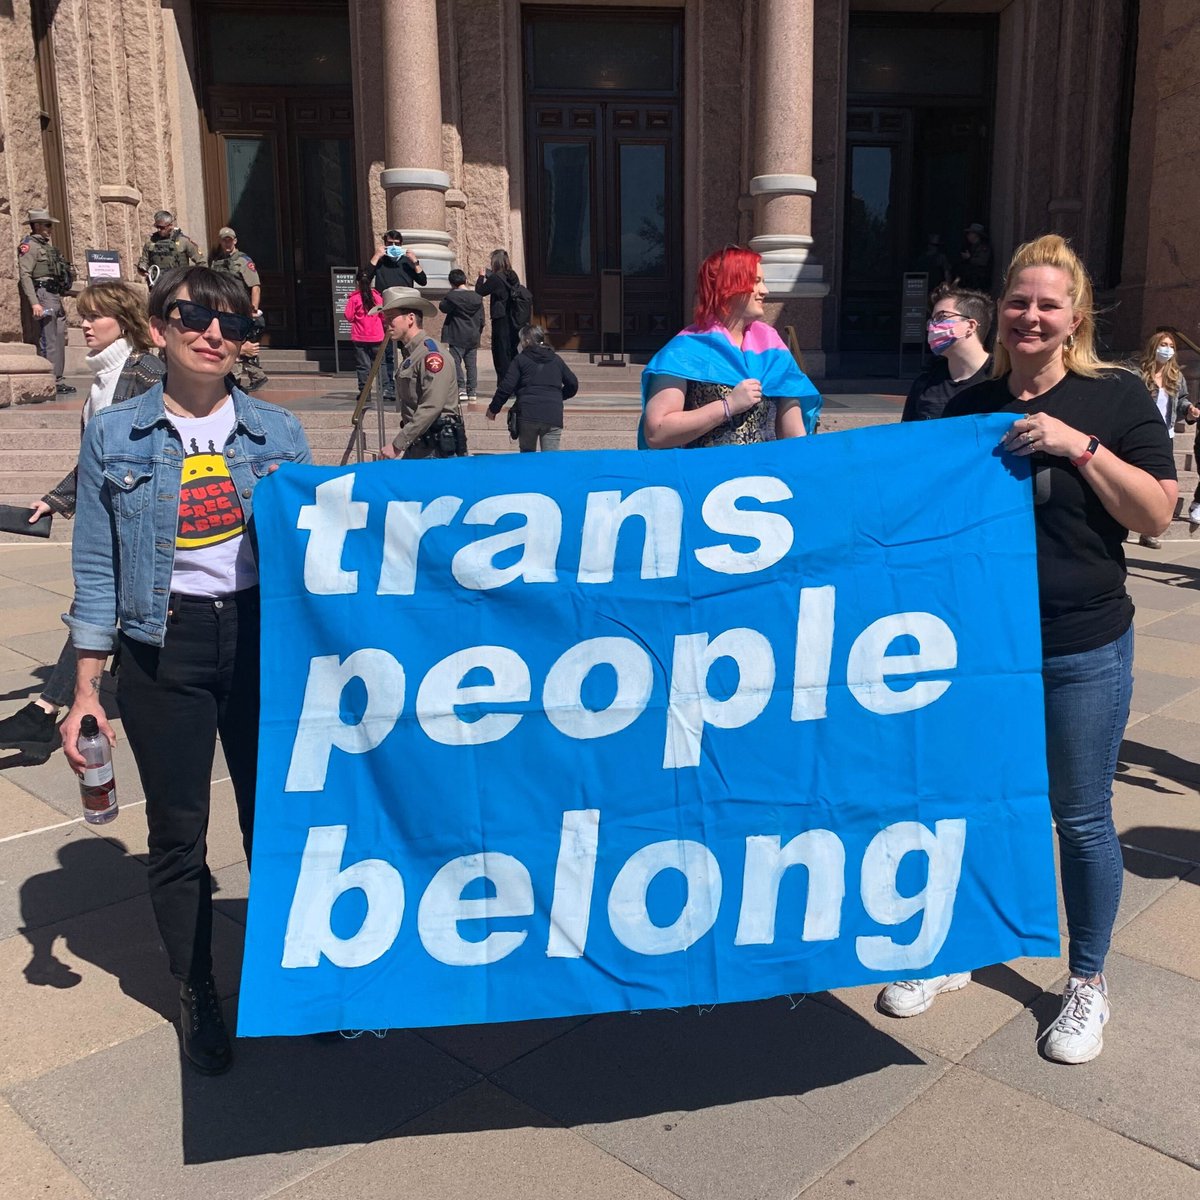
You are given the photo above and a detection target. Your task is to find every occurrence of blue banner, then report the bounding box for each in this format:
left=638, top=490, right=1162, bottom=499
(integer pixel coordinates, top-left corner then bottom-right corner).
left=238, top=414, right=1060, bottom=1037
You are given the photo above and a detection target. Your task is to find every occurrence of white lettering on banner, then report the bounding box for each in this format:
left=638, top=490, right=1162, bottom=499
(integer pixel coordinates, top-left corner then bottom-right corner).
left=847, top=613, right=957, bottom=715
left=734, top=831, right=846, bottom=945
left=280, top=814, right=966, bottom=972
left=578, top=487, right=683, bottom=585
left=857, top=819, right=967, bottom=970
left=293, top=476, right=805, bottom=596
left=450, top=493, right=562, bottom=590
left=379, top=496, right=464, bottom=596
left=546, top=809, right=601, bottom=958
left=285, top=649, right=406, bottom=792
left=417, top=853, right=535, bottom=965
left=543, top=638, right=654, bottom=739
left=297, top=476, right=368, bottom=595
left=283, top=588, right=959, bottom=790
left=694, top=476, right=795, bottom=574
left=416, top=646, right=531, bottom=745
left=663, top=628, right=776, bottom=770
left=282, top=825, right=404, bottom=968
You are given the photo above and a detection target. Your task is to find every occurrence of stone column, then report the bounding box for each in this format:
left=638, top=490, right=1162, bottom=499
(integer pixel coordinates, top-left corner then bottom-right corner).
left=379, top=0, right=453, bottom=291
left=749, top=0, right=828, bottom=314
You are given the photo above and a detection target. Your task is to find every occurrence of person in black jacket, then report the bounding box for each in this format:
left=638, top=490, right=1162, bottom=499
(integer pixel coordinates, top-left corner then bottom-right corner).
left=475, top=248, right=521, bottom=379
left=439, top=269, right=485, bottom=401
left=368, top=231, right=428, bottom=402
left=486, top=325, right=577, bottom=452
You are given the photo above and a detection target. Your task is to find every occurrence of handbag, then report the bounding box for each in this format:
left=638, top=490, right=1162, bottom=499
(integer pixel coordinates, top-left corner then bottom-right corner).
left=0, top=504, right=52, bottom=538
left=506, top=402, right=520, bottom=440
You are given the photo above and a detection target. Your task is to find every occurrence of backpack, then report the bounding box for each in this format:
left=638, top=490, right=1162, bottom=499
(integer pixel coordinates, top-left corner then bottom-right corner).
left=507, top=283, right=534, bottom=332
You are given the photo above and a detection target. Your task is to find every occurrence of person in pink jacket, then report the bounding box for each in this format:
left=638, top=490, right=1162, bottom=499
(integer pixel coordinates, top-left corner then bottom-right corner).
left=344, top=267, right=385, bottom=393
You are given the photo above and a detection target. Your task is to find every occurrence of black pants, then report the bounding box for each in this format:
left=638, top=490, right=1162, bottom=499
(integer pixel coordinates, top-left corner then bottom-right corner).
left=117, top=590, right=261, bottom=984
left=490, top=318, right=515, bottom=379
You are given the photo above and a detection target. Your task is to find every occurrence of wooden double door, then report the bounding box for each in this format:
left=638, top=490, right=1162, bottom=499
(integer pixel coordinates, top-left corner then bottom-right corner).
left=526, top=99, right=682, bottom=351
left=202, top=88, right=357, bottom=350
left=523, top=6, right=683, bottom=351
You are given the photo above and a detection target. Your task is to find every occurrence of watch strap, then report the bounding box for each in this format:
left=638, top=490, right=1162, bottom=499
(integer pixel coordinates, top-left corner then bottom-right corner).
left=1070, top=435, right=1100, bottom=468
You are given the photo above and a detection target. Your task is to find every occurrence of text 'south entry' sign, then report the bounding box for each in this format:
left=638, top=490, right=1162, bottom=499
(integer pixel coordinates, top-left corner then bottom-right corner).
left=239, top=415, right=1060, bottom=1037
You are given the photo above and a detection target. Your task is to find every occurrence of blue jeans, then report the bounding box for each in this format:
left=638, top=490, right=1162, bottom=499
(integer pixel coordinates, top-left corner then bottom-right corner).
left=1042, top=624, right=1133, bottom=977
left=449, top=346, right=477, bottom=395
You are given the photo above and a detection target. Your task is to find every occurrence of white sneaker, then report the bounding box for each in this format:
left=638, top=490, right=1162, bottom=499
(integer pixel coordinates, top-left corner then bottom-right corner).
left=458, top=389, right=469, bottom=402
left=876, top=972, right=971, bottom=1017
left=1189, top=503, right=1200, bottom=536
left=1041, top=976, right=1109, bottom=1064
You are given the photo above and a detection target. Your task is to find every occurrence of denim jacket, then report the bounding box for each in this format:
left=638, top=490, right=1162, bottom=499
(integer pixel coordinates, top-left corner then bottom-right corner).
left=67, top=384, right=312, bottom=651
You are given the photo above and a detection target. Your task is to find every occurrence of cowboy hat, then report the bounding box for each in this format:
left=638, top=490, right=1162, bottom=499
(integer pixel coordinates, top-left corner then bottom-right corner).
left=26, top=208, right=60, bottom=225
left=370, top=286, right=437, bottom=317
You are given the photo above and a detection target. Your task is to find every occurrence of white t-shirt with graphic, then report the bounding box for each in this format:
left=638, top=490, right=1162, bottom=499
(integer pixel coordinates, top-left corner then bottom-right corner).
left=166, top=400, right=259, bottom=597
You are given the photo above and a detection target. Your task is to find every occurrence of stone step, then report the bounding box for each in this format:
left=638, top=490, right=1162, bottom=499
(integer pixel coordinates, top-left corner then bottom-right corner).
left=2, top=450, right=79, bottom=472
left=0, top=427, right=81, bottom=449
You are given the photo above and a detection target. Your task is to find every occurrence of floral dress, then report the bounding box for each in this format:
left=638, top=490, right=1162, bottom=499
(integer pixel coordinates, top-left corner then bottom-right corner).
left=681, top=381, right=795, bottom=449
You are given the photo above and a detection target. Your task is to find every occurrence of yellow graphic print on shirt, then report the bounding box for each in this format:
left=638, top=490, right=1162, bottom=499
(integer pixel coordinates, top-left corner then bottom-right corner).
left=177, top=437, right=245, bottom=549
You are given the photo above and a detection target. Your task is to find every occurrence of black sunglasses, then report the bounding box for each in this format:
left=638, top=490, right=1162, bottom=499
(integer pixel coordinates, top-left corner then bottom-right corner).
left=165, top=299, right=256, bottom=342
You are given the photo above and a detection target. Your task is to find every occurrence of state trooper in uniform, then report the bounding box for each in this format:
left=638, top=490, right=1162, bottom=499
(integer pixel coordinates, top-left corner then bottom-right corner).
left=375, top=287, right=467, bottom=460
left=18, top=208, right=76, bottom=395
left=209, top=225, right=268, bottom=391
left=136, top=209, right=204, bottom=283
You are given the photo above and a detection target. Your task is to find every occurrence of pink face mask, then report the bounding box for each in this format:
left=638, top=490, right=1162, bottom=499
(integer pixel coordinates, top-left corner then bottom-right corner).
left=926, top=318, right=959, bottom=355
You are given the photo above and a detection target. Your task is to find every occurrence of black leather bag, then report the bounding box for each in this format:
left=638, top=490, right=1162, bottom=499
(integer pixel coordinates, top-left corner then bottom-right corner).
left=506, top=403, right=520, bottom=440
left=0, top=504, right=52, bottom=538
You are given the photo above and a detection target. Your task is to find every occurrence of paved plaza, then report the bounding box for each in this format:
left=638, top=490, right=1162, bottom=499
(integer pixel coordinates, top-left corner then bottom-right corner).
left=0, top=472, right=1198, bottom=1198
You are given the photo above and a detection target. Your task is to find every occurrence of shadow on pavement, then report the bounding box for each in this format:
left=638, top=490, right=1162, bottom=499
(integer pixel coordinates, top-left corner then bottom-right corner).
left=1120, top=826, right=1200, bottom=875
left=1118, top=739, right=1200, bottom=792
left=18, top=841, right=932, bottom=1165
left=174, top=989, right=928, bottom=1164
left=18, top=838, right=168, bottom=1009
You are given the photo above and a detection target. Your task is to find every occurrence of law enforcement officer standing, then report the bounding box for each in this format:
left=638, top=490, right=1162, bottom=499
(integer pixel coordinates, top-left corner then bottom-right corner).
left=18, top=208, right=76, bottom=395
left=209, top=226, right=268, bottom=391
left=374, top=287, right=466, bottom=460
left=136, top=209, right=204, bottom=282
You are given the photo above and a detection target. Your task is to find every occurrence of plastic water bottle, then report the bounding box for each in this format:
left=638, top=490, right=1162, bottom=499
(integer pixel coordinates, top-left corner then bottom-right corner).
left=77, top=714, right=118, bottom=825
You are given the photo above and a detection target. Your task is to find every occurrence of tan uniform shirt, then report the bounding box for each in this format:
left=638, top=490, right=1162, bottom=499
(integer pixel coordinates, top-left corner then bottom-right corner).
left=17, top=234, right=55, bottom=305
left=392, top=333, right=461, bottom=454
left=210, top=249, right=261, bottom=293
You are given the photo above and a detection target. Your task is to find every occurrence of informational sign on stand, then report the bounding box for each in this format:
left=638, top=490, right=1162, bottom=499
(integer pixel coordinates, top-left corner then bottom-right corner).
left=898, top=272, right=929, bottom=377
left=85, top=249, right=122, bottom=280
left=330, top=266, right=359, bottom=375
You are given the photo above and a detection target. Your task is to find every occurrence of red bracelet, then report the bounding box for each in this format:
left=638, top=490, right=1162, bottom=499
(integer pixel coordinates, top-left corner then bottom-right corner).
left=1070, top=435, right=1100, bottom=468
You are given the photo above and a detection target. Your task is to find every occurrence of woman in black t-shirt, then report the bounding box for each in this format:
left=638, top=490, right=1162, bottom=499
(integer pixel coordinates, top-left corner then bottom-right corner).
left=876, top=235, right=1177, bottom=1066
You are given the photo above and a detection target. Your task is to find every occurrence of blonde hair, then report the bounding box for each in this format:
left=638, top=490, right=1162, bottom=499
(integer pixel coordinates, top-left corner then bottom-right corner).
left=1139, top=329, right=1183, bottom=400
left=77, top=280, right=154, bottom=353
left=992, top=234, right=1108, bottom=380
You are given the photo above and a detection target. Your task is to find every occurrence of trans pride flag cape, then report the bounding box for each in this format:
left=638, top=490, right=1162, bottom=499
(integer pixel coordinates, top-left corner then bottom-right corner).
left=638, top=321, right=823, bottom=446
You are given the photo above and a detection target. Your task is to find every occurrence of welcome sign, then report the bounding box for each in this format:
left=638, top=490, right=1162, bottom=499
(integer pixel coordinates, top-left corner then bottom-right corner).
left=239, top=415, right=1060, bottom=1036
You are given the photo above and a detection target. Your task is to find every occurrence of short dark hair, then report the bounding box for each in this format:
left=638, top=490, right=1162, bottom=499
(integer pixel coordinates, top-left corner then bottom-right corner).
left=149, top=265, right=254, bottom=320
left=448, top=268, right=467, bottom=287
left=929, top=281, right=994, bottom=342
left=384, top=229, right=404, bottom=242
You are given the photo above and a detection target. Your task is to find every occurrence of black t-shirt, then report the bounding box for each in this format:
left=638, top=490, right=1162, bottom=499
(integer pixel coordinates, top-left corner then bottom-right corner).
left=944, top=370, right=1176, bottom=656
left=902, top=355, right=993, bottom=422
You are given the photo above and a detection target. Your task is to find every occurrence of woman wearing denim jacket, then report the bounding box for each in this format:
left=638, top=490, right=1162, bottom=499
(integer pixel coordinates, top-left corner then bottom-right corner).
left=60, top=265, right=311, bottom=1076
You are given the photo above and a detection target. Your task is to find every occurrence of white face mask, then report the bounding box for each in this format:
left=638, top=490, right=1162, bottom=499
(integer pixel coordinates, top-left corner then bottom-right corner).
left=1156, top=344, right=1175, bottom=362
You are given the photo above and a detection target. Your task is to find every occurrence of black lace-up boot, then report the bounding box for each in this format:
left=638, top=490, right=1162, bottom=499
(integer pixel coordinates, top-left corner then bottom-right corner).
left=179, top=975, right=232, bottom=1075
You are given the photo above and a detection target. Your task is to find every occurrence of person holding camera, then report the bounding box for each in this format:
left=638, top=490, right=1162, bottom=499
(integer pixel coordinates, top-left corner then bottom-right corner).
left=375, top=287, right=466, bottom=460
left=368, top=231, right=428, bottom=403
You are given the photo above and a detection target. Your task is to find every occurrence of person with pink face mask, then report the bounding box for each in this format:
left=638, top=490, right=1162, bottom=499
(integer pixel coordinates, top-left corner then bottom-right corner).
left=901, top=283, right=995, bottom=422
